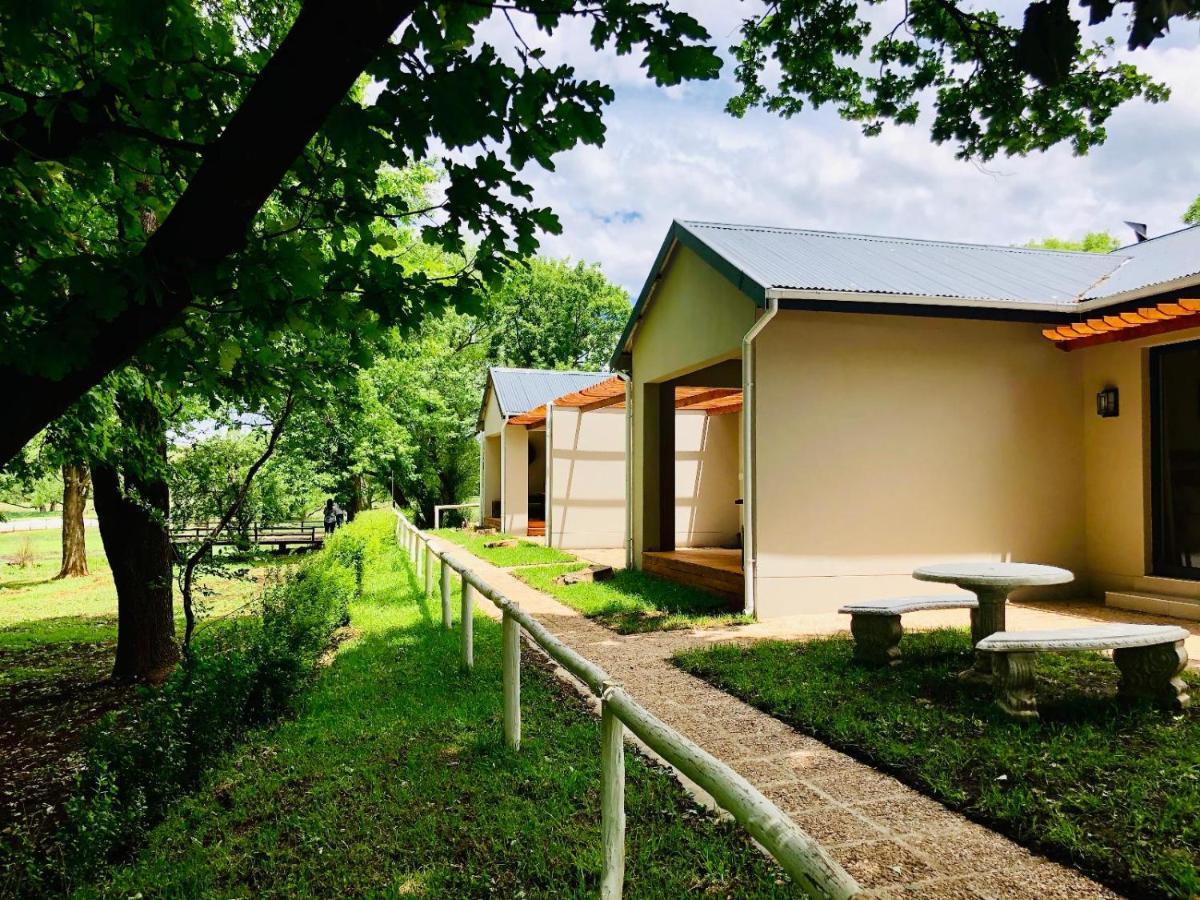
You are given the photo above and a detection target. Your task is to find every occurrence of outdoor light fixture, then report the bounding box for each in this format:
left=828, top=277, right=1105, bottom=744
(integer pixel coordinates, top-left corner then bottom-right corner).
left=1096, top=386, right=1119, bottom=418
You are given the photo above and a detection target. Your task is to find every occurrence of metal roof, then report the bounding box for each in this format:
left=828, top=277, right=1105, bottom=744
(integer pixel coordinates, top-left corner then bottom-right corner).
left=679, top=221, right=1121, bottom=306
left=1084, top=225, right=1200, bottom=301
left=485, top=367, right=612, bottom=421
left=610, top=220, right=1200, bottom=369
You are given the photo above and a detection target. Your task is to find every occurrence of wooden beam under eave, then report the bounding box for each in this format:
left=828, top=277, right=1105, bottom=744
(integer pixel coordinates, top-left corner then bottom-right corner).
left=1056, top=312, right=1200, bottom=351
left=706, top=401, right=743, bottom=416
left=578, top=392, right=625, bottom=413
left=674, top=388, right=741, bottom=409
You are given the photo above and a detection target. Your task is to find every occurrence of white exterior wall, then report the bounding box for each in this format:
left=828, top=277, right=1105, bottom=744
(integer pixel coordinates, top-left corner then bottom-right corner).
left=751, top=310, right=1087, bottom=618
left=548, top=406, right=627, bottom=549
left=676, top=409, right=741, bottom=548
left=502, top=423, right=529, bottom=536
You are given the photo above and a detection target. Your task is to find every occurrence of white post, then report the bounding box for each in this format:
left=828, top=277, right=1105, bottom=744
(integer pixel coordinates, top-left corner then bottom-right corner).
left=440, top=557, right=452, bottom=629
left=502, top=608, right=521, bottom=750
left=424, top=544, right=433, bottom=597
left=461, top=581, right=475, bottom=672
left=600, top=695, right=626, bottom=899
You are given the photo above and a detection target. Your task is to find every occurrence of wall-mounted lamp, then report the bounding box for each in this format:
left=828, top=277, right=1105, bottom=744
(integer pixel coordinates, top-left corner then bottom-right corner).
left=1096, top=385, right=1119, bottom=418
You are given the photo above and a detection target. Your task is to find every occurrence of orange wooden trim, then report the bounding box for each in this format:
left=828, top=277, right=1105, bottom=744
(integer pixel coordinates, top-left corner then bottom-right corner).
left=1057, top=313, right=1200, bottom=351
left=578, top=392, right=625, bottom=413
left=1139, top=307, right=1172, bottom=321
left=674, top=388, right=741, bottom=409
left=1043, top=329, right=1070, bottom=341
left=706, top=402, right=743, bottom=416
left=1156, top=303, right=1196, bottom=317
left=1120, top=311, right=1153, bottom=326
left=1179, top=299, right=1200, bottom=312
left=1085, top=319, right=1115, bottom=333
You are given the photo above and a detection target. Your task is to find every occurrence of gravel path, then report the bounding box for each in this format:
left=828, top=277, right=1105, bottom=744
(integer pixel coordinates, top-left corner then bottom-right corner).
left=426, top=535, right=1119, bottom=899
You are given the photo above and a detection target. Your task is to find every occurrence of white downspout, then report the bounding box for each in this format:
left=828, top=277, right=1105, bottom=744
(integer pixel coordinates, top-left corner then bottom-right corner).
left=741, top=295, right=779, bottom=618
left=477, top=432, right=485, bottom=526
left=621, top=374, right=634, bottom=569
left=499, top=421, right=507, bottom=533
left=544, top=403, right=554, bottom=548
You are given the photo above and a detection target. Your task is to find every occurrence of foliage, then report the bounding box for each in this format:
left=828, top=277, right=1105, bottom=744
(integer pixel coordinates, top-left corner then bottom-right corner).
left=477, top=560, right=752, bottom=634
left=170, top=429, right=321, bottom=534
left=83, top=510, right=792, bottom=897
left=729, top=0, right=1171, bottom=161
left=484, top=258, right=631, bottom=370
left=1024, top=231, right=1121, bottom=252
left=1184, top=195, right=1200, bottom=226
left=676, top=628, right=1200, bottom=899
left=20, top=517, right=369, bottom=890
left=431, top=528, right=575, bottom=567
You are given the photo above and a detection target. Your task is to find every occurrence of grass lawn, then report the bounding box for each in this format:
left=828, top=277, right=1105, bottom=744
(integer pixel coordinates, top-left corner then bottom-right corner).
left=89, top=513, right=797, bottom=897
left=431, top=527, right=575, bottom=567
left=514, top=562, right=754, bottom=634
left=675, top=628, right=1200, bottom=899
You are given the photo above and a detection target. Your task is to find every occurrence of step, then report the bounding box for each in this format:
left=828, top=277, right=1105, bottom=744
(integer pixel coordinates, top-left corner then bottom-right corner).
left=1105, top=591, right=1200, bottom=622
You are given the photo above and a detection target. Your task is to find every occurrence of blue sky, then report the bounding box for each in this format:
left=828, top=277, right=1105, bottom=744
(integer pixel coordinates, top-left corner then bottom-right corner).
left=479, top=2, right=1200, bottom=295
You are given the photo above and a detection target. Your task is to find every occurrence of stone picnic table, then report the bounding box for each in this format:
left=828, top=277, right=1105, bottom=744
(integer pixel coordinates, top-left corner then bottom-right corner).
left=912, top=562, right=1074, bottom=681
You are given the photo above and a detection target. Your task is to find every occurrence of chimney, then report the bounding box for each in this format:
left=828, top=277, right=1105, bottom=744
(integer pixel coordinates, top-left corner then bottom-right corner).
left=1124, top=221, right=1148, bottom=243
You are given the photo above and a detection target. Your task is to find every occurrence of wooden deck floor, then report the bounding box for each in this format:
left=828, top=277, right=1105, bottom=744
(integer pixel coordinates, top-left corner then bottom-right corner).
left=641, top=548, right=744, bottom=607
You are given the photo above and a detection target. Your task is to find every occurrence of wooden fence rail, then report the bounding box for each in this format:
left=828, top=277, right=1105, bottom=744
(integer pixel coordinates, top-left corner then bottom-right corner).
left=392, top=507, right=860, bottom=900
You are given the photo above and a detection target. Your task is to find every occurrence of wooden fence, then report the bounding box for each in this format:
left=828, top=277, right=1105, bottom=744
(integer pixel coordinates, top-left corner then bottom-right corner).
left=393, top=508, right=860, bottom=899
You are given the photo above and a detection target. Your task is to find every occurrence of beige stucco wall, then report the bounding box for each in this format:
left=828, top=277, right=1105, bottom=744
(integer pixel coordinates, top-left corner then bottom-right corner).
left=502, top=423, right=528, bottom=536
left=752, top=310, right=1088, bottom=618
left=482, top=434, right=501, bottom=520
left=1081, top=327, right=1200, bottom=602
left=548, top=406, right=627, bottom=549
left=676, top=409, right=741, bottom=547
left=630, top=243, right=756, bottom=558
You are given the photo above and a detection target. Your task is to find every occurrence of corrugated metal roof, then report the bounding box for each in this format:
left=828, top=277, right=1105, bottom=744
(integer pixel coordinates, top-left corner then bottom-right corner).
left=677, top=221, right=1122, bottom=306
left=1084, top=226, right=1200, bottom=300
left=488, top=367, right=612, bottom=418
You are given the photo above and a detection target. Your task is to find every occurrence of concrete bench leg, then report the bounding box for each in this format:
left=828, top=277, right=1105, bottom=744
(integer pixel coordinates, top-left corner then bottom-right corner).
left=850, top=614, right=902, bottom=667
left=1113, top=640, right=1191, bottom=712
left=992, top=652, right=1038, bottom=720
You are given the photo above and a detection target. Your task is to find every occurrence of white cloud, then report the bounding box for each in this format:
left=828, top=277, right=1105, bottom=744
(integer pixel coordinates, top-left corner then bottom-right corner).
left=501, top=9, right=1200, bottom=294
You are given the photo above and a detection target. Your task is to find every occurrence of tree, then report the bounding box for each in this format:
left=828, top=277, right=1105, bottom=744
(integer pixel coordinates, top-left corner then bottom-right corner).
left=1184, top=197, right=1200, bottom=226
left=485, top=258, right=630, bottom=370
left=1025, top=232, right=1121, bottom=252
left=0, top=0, right=720, bottom=464
left=730, top=0, right=1171, bottom=162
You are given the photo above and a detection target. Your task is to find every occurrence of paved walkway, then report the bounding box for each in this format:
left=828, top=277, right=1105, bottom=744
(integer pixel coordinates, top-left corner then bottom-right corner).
left=429, top=536, right=1119, bottom=898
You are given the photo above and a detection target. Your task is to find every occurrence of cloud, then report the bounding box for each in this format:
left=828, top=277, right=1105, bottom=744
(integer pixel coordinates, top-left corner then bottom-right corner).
left=502, top=7, right=1200, bottom=294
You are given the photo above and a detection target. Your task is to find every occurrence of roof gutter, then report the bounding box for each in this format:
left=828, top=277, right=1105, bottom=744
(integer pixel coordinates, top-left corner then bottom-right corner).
left=741, top=294, right=779, bottom=619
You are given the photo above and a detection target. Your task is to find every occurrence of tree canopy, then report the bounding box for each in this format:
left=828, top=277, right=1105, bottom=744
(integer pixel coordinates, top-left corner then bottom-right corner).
left=1025, top=231, right=1121, bottom=252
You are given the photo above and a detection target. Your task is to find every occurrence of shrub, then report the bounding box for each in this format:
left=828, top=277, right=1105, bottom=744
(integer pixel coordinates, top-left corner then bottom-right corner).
left=49, top=522, right=363, bottom=887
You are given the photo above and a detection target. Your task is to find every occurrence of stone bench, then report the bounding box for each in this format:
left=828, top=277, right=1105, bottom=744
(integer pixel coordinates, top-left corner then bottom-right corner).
left=977, top=624, right=1191, bottom=719
left=839, top=595, right=978, bottom=667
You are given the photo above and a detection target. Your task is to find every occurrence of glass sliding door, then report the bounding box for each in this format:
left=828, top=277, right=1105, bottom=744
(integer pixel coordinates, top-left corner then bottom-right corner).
left=1151, top=341, right=1200, bottom=578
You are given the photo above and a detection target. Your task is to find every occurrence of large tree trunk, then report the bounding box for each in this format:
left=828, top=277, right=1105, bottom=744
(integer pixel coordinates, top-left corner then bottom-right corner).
left=0, top=0, right=419, bottom=467
left=91, top=401, right=179, bottom=683
left=54, top=463, right=90, bottom=579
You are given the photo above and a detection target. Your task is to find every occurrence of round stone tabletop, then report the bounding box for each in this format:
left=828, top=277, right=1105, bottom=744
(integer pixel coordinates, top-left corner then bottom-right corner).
left=912, top=562, right=1074, bottom=589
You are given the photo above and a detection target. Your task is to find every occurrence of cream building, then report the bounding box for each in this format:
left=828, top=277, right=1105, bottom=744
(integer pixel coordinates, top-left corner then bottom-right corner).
left=611, top=220, right=1200, bottom=620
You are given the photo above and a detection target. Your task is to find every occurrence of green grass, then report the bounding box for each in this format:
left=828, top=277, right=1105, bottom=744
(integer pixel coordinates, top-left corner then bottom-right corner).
left=431, top=527, right=575, bottom=567
left=0, top=527, right=271, bottom=629
left=0, top=509, right=63, bottom=521
left=89, top=513, right=798, bottom=897
left=675, top=628, right=1200, bottom=899
left=513, top=563, right=754, bottom=634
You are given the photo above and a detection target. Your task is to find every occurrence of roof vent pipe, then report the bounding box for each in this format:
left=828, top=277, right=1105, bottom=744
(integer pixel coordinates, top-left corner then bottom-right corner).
left=1124, top=221, right=1148, bottom=243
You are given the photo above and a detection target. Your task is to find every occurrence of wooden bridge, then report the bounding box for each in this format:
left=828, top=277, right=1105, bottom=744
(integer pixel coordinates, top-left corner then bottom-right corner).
left=170, top=521, right=325, bottom=553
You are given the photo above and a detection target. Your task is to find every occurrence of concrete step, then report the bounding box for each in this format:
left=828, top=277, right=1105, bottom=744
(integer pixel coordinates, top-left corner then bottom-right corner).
left=1105, top=591, right=1200, bottom=621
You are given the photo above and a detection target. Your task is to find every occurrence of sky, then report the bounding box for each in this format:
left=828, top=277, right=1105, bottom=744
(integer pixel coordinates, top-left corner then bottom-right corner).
left=475, top=1, right=1200, bottom=295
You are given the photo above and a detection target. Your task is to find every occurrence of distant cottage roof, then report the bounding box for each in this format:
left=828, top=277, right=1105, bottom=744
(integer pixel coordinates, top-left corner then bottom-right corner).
left=479, top=367, right=611, bottom=430
left=612, top=219, right=1200, bottom=367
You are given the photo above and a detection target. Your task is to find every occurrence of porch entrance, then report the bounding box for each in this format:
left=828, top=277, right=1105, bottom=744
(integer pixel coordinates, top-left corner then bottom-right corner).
left=1151, top=340, right=1200, bottom=578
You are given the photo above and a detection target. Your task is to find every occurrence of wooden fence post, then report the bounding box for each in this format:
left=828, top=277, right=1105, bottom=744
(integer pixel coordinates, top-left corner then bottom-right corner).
left=600, top=692, right=626, bottom=899
left=440, top=557, right=452, bottom=629
left=461, top=581, right=475, bottom=672
left=502, top=608, right=521, bottom=750
left=423, top=544, right=433, bottom=597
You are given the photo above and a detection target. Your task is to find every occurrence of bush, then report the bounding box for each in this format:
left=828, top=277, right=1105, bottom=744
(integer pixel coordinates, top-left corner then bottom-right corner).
left=50, top=524, right=363, bottom=887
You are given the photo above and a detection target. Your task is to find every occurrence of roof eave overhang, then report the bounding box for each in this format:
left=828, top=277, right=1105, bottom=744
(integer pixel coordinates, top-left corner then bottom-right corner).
left=768, top=289, right=1077, bottom=323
